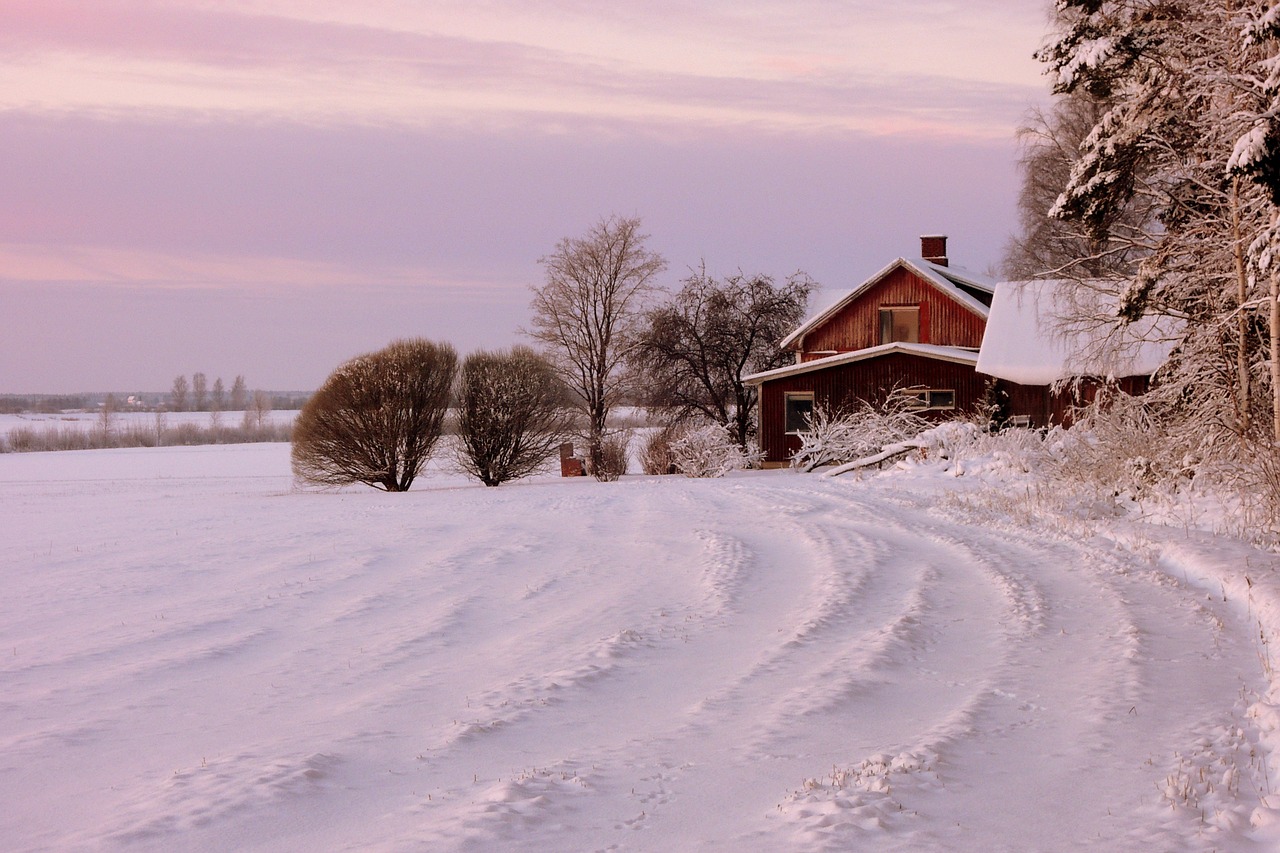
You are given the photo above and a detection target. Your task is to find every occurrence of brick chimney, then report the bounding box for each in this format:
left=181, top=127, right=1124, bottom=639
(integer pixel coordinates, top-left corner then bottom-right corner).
left=920, top=234, right=948, bottom=267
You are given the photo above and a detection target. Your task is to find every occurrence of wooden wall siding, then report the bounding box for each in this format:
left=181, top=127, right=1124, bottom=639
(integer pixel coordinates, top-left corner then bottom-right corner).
left=1002, top=381, right=1050, bottom=428
left=758, top=354, right=988, bottom=463
left=800, top=267, right=986, bottom=356
left=1001, top=376, right=1152, bottom=429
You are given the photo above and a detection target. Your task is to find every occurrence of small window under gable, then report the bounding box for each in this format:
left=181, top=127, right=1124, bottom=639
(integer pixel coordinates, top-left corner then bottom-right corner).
left=784, top=392, right=815, bottom=433
left=879, top=307, right=920, bottom=344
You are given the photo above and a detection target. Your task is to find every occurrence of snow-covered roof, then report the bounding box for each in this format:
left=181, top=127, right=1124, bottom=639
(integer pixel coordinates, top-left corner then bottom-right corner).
left=743, top=342, right=979, bottom=385
left=780, top=258, right=995, bottom=352
left=975, top=279, right=1180, bottom=385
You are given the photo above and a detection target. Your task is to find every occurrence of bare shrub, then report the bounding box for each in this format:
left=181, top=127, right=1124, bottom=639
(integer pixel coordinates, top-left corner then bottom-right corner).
left=589, top=431, right=631, bottom=482
left=5, top=427, right=37, bottom=452
left=1, top=411, right=291, bottom=454
left=292, top=338, right=457, bottom=491
left=639, top=423, right=687, bottom=475
left=455, top=347, right=574, bottom=486
left=791, top=394, right=930, bottom=473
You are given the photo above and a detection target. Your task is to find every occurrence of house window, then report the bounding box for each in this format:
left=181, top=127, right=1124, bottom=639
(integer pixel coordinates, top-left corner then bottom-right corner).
left=879, top=307, right=919, bottom=344
left=784, top=392, right=814, bottom=433
left=903, top=389, right=956, bottom=410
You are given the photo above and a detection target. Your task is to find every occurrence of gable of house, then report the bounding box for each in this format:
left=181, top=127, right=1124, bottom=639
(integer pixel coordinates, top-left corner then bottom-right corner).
left=782, top=251, right=993, bottom=362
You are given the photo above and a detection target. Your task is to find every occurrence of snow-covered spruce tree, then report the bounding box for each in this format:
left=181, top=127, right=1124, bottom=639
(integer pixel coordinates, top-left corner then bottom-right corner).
left=1036, top=0, right=1276, bottom=446
left=455, top=347, right=575, bottom=487
left=1232, top=3, right=1280, bottom=440
left=292, top=339, right=457, bottom=492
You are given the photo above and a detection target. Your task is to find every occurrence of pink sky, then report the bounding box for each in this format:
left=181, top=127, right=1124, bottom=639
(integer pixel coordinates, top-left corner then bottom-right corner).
left=1, top=0, right=1050, bottom=393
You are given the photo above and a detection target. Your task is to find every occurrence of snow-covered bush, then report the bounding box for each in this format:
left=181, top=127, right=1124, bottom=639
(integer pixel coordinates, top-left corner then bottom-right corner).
left=669, top=423, right=756, bottom=478
left=790, top=395, right=929, bottom=473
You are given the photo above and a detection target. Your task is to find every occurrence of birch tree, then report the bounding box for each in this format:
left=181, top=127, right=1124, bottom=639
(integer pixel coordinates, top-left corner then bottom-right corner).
left=527, top=216, right=666, bottom=476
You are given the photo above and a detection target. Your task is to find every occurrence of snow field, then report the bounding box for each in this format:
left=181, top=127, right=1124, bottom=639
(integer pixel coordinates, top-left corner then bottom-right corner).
left=1, top=443, right=1278, bottom=850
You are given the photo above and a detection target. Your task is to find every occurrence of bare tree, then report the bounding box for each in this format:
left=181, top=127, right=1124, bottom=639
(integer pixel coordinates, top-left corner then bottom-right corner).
left=292, top=339, right=457, bottom=491
left=170, top=375, right=189, bottom=412
left=1001, top=92, right=1151, bottom=281
left=211, top=377, right=226, bottom=411
left=455, top=347, right=575, bottom=486
left=192, top=372, right=208, bottom=411
left=230, top=375, right=247, bottom=411
left=527, top=215, right=666, bottom=477
left=97, top=393, right=118, bottom=445
left=632, top=265, right=814, bottom=448
left=244, top=389, right=272, bottom=431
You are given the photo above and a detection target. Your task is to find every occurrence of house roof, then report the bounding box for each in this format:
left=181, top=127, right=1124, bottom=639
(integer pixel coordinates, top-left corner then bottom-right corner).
left=780, top=258, right=996, bottom=352
left=743, top=342, right=980, bottom=385
left=975, top=279, right=1180, bottom=385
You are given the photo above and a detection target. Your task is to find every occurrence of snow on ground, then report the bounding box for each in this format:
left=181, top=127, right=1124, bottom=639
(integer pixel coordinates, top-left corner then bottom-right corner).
left=0, top=409, right=297, bottom=433
left=2, top=443, right=1280, bottom=851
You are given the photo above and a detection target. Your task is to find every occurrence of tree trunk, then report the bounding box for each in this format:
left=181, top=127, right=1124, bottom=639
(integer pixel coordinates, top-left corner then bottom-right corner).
left=1233, top=179, right=1252, bottom=435
left=1272, top=254, right=1280, bottom=444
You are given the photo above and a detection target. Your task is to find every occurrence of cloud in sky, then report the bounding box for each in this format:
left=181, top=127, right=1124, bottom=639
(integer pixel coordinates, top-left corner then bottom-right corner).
left=2, top=0, right=1045, bottom=135
left=1, top=1, right=1053, bottom=392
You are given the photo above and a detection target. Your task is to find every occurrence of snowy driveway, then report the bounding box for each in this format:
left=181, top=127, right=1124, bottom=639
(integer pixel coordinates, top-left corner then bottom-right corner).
left=0, top=444, right=1275, bottom=851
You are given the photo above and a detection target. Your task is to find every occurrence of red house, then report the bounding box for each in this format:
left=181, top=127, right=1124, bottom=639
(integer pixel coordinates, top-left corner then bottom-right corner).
left=974, top=279, right=1178, bottom=428
left=745, top=236, right=995, bottom=466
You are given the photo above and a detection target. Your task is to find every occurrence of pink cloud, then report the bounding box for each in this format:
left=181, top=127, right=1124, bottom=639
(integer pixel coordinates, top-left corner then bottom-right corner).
left=0, top=1, right=1042, bottom=141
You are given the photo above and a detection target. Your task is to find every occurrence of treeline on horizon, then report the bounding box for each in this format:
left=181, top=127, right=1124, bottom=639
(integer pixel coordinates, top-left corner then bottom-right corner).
left=0, top=390, right=311, bottom=415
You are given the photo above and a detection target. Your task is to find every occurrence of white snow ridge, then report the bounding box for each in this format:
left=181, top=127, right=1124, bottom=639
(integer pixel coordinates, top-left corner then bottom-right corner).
left=1, top=443, right=1278, bottom=851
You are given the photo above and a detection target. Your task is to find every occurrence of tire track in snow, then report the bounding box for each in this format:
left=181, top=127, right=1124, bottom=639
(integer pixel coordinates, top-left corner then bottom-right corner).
left=772, top=484, right=1265, bottom=852
left=3, top=453, right=1270, bottom=852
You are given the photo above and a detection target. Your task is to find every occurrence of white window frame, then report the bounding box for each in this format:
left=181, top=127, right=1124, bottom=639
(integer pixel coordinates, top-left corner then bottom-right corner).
left=902, top=389, right=956, bottom=411
left=784, top=392, right=815, bottom=434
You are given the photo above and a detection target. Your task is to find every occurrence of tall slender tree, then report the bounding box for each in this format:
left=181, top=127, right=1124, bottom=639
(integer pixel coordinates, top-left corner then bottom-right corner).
left=192, top=372, right=208, bottom=411
left=170, top=375, right=189, bottom=412
left=527, top=215, right=666, bottom=476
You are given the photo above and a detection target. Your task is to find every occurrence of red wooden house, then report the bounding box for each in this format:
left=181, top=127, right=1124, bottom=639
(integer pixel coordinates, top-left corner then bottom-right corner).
left=974, top=279, right=1178, bottom=428
left=746, top=236, right=995, bottom=466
